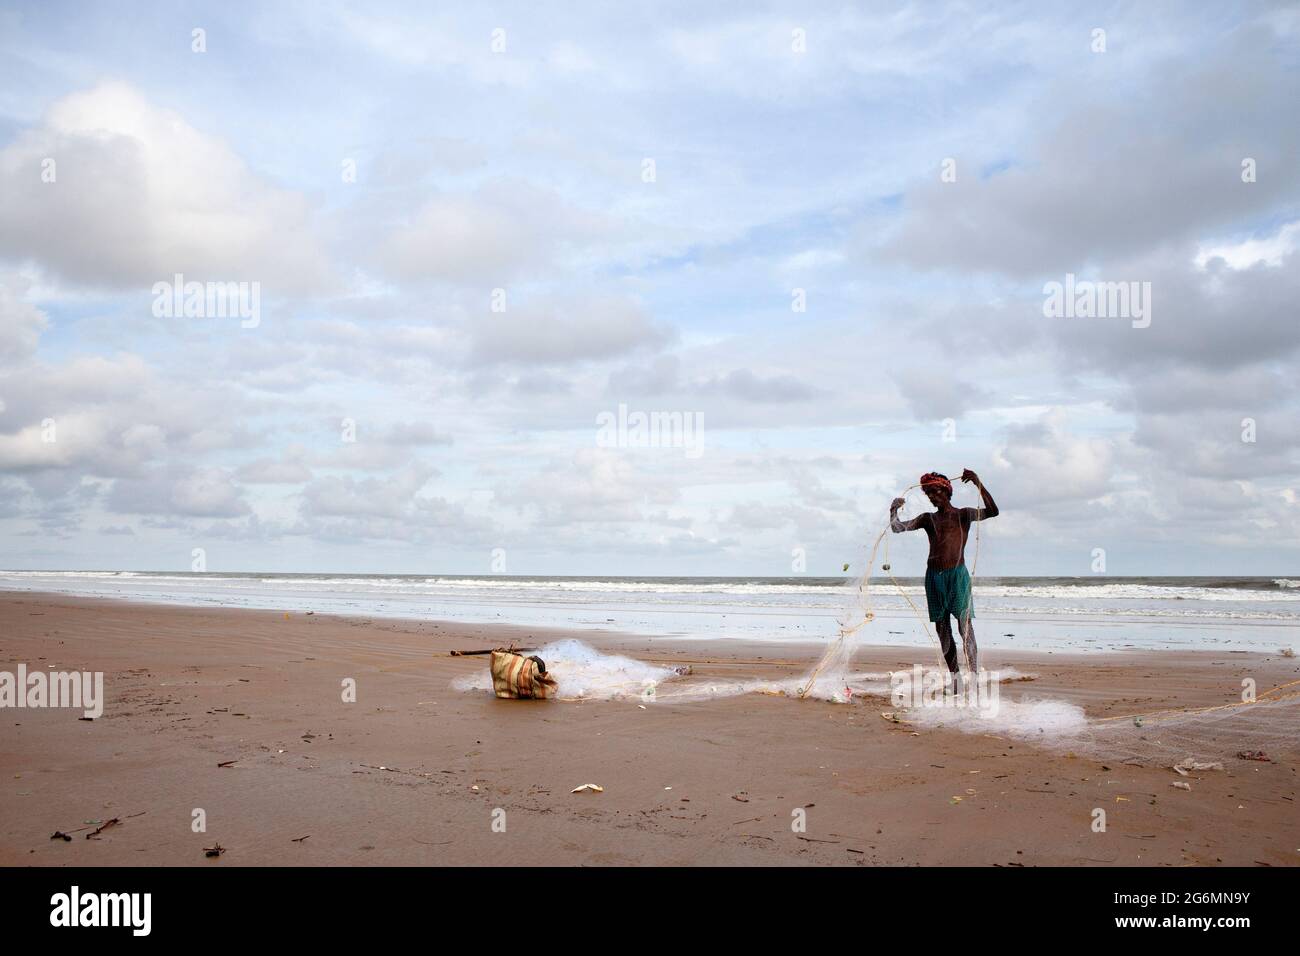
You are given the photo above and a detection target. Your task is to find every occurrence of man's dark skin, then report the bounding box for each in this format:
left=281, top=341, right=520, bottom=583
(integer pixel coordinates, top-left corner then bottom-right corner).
left=890, top=469, right=998, bottom=676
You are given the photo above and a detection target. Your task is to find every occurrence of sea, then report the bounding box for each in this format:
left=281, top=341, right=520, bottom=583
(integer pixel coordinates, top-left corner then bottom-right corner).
left=2, top=571, right=1297, bottom=654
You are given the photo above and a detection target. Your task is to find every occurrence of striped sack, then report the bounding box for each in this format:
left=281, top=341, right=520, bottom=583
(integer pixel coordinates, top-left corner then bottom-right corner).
left=489, top=650, right=559, bottom=700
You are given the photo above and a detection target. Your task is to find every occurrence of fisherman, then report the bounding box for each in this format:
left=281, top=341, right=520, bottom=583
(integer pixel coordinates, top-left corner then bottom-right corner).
left=890, top=470, right=998, bottom=686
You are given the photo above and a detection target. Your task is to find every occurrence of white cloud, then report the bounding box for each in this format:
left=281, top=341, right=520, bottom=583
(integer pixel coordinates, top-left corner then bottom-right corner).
left=237, top=455, right=313, bottom=484
left=1195, top=221, right=1300, bottom=270
left=376, top=179, right=615, bottom=285
left=469, top=294, right=671, bottom=366
left=0, top=278, right=47, bottom=365
left=0, top=82, right=330, bottom=291
left=109, top=466, right=250, bottom=518
left=991, top=409, right=1116, bottom=506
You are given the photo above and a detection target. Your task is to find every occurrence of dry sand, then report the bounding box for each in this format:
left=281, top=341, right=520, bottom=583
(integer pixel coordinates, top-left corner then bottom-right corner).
left=1, top=593, right=1296, bottom=866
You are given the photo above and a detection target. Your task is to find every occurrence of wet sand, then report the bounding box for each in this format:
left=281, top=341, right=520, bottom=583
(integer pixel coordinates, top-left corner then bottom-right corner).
left=1, top=593, right=1297, bottom=866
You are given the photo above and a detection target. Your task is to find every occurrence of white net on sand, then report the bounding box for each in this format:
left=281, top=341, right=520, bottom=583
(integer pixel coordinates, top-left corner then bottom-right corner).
left=450, top=622, right=1299, bottom=768
left=450, top=637, right=898, bottom=703
left=1072, top=683, right=1300, bottom=765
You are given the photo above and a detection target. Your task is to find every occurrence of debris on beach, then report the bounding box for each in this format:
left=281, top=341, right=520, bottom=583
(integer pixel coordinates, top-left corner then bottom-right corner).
left=86, top=818, right=119, bottom=839
left=1279, top=647, right=1295, bottom=658
left=450, top=644, right=535, bottom=657
left=49, top=831, right=73, bottom=842
left=1236, top=750, right=1272, bottom=762
left=571, top=783, right=604, bottom=794
left=1173, top=758, right=1223, bottom=775
left=204, top=844, right=226, bottom=858
left=1170, top=781, right=1191, bottom=791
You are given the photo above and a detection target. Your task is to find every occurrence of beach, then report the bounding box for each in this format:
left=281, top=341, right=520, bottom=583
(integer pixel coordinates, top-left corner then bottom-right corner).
left=2, top=592, right=1297, bottom=867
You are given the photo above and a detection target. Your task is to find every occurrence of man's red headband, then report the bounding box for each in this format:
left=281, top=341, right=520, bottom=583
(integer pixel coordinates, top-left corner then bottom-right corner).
left=920, top=473, right=952, bottom=494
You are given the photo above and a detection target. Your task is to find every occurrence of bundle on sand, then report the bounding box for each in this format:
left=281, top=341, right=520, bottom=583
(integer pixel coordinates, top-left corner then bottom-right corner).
left=490, top=649, right=559, bottom=700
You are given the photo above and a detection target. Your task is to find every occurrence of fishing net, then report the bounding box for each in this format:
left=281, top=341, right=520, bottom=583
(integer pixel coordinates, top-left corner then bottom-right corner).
left=824, top=483, right=1300, bottom=765
left=451, top=481, right=986, bottom=704
left=799, top=480, right=986, bottom=700
left=451, top=478, right=1298, bottom=769
left=452, top=637, right=883, bottom=702
left=1072, top=681, right=1300, bottom=765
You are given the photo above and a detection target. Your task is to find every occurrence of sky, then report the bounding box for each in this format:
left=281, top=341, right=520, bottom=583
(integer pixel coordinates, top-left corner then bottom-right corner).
left=0, top=0, right=1298, bottom=577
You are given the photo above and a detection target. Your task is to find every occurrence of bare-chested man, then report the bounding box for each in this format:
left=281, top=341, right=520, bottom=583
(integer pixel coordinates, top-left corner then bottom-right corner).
left=890, top=470, right=998, bottom=680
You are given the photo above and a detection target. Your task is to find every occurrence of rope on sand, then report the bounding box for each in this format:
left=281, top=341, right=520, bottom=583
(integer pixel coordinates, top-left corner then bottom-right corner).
left=1095, top=678, right=1300, bottom=725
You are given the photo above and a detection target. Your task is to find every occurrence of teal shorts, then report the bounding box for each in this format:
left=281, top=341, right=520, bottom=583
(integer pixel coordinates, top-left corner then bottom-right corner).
left=925, top=563, right=973, bottom=623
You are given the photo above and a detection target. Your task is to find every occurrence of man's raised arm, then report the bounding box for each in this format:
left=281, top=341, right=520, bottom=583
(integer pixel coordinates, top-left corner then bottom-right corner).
left=890, top=497, right=927, bottom=533
left=960, top=469, right=999, bottom=520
